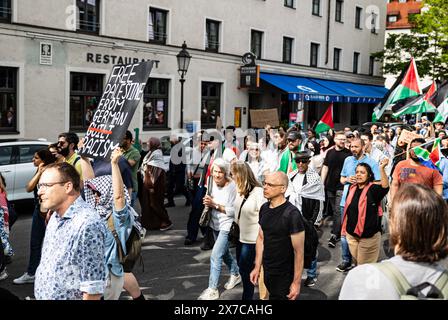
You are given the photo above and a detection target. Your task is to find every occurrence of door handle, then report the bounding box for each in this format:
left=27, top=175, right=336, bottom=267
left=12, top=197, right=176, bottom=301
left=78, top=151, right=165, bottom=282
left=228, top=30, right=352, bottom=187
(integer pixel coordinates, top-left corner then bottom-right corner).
left=0, top=170, right=11, bottom=173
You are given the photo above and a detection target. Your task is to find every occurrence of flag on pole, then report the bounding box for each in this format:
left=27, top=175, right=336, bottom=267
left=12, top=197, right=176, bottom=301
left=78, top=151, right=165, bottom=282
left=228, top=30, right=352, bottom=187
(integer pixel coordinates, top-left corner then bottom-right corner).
left=372, top=58, right=421, bottom=122
left=392, top=81, right=437, bottom=117
left=315, top=103, right=334, bottom=134
left=430, top=80, right=448, bottom=123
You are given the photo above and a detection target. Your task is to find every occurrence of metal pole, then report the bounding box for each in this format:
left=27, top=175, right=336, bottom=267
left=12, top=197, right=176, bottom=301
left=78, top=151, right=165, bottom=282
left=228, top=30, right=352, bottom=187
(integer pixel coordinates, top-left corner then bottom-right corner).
left=180, top=77, right=185, bottom=129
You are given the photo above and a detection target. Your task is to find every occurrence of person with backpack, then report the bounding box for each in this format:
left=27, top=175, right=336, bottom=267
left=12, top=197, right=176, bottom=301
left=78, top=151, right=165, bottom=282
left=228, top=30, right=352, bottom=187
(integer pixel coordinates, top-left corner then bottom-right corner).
left=250, top=171, right=305, bottom=300
left=81, top=148, right=135, bottom=300
left=340, top=184, right=448, bottom=300
left=286, top=151, right=323, bottom=287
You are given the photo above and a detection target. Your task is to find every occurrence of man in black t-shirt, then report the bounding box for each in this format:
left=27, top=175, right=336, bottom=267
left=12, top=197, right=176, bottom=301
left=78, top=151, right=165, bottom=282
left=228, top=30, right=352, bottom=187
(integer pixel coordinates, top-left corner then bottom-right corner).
left=321, top=131, right=351, bottom=247
left=250, top=172, right=305, bottom=300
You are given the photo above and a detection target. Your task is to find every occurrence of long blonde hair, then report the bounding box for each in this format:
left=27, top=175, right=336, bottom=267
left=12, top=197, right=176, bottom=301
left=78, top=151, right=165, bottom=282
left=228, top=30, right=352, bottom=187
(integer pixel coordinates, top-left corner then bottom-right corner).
left=231, top=161, right=261, bottom=197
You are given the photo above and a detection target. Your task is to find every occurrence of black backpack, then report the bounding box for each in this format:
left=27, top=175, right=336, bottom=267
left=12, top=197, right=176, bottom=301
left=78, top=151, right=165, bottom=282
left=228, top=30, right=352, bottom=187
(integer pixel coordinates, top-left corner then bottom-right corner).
left=283, top=205, right=319, bottom=269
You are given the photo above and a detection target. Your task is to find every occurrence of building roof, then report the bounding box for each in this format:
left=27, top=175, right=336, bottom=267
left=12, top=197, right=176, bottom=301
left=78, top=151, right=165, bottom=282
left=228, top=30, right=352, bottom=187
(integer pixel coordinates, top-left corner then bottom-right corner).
left=386, top=0, right=422, bottom=30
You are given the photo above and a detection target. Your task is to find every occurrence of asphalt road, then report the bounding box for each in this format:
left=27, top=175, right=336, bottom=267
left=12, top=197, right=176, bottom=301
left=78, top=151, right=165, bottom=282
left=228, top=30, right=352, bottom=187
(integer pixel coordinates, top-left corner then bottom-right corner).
left=1, top=197, right=394, bottom=300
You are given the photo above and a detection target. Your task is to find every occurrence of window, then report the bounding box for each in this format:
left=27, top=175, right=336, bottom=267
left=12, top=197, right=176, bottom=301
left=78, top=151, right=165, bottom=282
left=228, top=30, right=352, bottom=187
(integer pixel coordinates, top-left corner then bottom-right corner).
left=387, top=15, right=398, bottom=23
left=0, top=67, right=17, bottom=133
left=0, top=146, right=12, bottom=165
left=335, top=0, right=343, bottom=22
left=369, top=56, right=375, bottom=76
left=0, top=0, right=11, bottom=23
left=283, top=37, right=293, bottom=63
left=333, top=48, right=341, bottom=70
left=310, top=43, right=319, bottom=67
left=143, top=78, right=169, bottom=129
left=353, top=52, right=360, bottom=74
left=77, top=0, right=100, bottom=33
left=206, top=19, right=220, bottom=52
left=18, top=145, right=47, bottom=164
left=251, top=30, right=263, bottom=59
left=284, top=0, right=294, bottom=8
left=70, top=72, right=103, bottom=131
left=355, top=7, right=362, bottom=29
left=149, top=7, right=167, bottom=44
left=312, top=0, right=320, bottom=16
left=201, top=82, right=221, bottom=128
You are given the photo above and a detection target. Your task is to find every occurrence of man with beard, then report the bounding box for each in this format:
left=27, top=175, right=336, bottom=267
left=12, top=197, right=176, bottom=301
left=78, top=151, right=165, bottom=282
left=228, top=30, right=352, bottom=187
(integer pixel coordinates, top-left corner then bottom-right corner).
left=58, top=132, right=83, bottom=180
left=391, top=138, right=443, bottom=200
left=277, top=131, right=303, bottom=174
left=120, top=130, right=141, bottom=208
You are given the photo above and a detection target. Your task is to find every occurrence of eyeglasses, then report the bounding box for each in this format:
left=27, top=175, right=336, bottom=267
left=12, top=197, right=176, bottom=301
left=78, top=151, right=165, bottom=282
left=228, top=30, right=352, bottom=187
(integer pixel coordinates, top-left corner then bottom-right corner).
left=37, top=181, right=68, bottom=190
left=295, top=159, right=310, bottom=164
left=262, top=181, right=284, bottom=188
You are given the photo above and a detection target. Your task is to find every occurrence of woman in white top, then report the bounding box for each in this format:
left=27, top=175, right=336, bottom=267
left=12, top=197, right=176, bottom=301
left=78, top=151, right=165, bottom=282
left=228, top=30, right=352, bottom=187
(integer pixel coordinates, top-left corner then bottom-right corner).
left=231, top=161, right=265, bottom=300
left=239, top=142, right=266, bottom=182
left=198, top=158, right=240, bottom=300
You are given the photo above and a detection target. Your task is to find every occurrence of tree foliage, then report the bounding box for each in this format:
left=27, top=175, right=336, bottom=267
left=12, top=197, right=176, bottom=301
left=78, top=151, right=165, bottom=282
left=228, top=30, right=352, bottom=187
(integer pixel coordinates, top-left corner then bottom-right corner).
left=374, top=0, right=448, bottom=81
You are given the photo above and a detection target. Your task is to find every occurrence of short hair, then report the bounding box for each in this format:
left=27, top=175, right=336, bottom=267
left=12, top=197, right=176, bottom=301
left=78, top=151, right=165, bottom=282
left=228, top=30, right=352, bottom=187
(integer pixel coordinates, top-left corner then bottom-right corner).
left=334, top=131, right=345, bottom=138
left=36, top=148, right=56, bottom=166
left=360, top=132, right=373, bottom=141
left=410, top=137, right=426, bottom=147
left=351, top=137, right=364, bottom=147
left=307, top=129, right=316, bottom=136
left=211, top=158, right=230, bottom=179
left=230, top=161, right=261, bottom=197
left=390, top=184, right=448, bottom=263
left=125, top=130, right=133, bottom=141
left=356, top=163, right=375, bottom=182
left=58, top=132, right=80, bottom=150
left=45, top=162, right=81, bottom=192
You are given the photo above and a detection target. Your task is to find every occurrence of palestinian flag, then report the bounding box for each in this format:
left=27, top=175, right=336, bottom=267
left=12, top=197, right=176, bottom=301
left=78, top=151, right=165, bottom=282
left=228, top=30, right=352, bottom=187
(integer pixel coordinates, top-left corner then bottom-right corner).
left=372, top=58, right=421, bottom=122
left=430, top=80, right=448, bottom=123
left=277, top=149, right=297, bottom=174
left=392, top=81, right=437, bottom=117
left=315, top=104, right=334, bottom=134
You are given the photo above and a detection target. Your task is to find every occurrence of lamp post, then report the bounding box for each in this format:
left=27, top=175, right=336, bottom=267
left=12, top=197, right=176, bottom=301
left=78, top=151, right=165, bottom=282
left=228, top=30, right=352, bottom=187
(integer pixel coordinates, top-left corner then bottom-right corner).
left=176, top=41, right=191, bottom=129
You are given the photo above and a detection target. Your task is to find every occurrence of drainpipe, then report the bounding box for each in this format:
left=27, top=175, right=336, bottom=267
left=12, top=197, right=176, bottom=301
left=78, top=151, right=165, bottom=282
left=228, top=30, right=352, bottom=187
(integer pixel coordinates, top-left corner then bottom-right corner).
left=325, top=0, right=331, bottom=65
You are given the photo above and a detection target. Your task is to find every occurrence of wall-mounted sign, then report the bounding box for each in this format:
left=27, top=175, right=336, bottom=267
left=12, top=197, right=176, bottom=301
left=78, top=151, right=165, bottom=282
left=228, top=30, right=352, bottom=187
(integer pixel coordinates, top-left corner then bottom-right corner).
left=40, top=42, right=53, bottom=65
left=240, top=52, right=260, bottom=88
left=86, top=53, right=160, bottom=68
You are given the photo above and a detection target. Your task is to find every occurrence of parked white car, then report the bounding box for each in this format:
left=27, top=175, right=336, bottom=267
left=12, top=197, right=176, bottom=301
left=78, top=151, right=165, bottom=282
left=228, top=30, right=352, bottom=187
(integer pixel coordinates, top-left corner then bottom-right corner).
left=0, top=139, right=52, bottom=201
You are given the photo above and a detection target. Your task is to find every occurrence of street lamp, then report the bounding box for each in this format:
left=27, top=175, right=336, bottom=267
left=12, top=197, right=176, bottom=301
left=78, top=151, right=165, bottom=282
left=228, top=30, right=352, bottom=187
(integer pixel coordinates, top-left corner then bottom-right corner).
left=176, top=41, right=191, bottom=129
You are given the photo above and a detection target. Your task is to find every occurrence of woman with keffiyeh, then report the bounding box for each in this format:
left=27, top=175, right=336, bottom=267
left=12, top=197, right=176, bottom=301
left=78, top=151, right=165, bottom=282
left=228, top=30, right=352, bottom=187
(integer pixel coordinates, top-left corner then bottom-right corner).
left=139, top=137, right=172, bottom=231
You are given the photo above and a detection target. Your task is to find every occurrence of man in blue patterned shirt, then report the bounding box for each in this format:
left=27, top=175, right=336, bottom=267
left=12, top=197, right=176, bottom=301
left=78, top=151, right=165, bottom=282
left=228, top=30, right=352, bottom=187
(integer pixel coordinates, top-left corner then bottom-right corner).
left=34, top=162, right=106, bottom=300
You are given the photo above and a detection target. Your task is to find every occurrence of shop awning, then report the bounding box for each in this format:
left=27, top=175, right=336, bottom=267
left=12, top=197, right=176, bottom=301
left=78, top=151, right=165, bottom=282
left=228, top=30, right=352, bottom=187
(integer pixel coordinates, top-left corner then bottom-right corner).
left=260, top=73, right=343, bottom=102
left=260, top=73, right=388, bottom=104
left=310, top=78, right=388, bottom=104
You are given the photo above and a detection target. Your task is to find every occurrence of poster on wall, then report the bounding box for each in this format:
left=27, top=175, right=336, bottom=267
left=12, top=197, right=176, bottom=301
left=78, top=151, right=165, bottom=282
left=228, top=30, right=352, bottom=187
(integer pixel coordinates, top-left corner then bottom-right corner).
left=234, top=107, right=242, bottom=128
left=40, top=42, right=53, bottom=65
left=289, top=113, right=297, bottom=128
left=79, top=60, right=154, bottom=160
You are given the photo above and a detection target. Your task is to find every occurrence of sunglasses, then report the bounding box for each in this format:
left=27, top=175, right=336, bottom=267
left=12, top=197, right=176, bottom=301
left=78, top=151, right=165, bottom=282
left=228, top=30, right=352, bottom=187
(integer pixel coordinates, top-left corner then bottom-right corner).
left=295, top=159, right=310, bottom=164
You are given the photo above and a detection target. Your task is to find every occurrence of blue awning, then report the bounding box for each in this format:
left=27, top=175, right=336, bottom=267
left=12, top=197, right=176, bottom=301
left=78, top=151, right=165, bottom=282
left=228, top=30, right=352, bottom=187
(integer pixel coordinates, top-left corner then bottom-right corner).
left=260, top=73, right=343, bottom=102
left=260, top=72, right=388, bottom=104
left=311, top=78, right=388, bottom=104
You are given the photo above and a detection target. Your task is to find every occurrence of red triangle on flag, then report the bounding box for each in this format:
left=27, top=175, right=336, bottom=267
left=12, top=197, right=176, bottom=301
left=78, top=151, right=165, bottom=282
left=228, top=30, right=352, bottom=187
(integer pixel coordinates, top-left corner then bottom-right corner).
left=402, top=58, right=422, bottom=94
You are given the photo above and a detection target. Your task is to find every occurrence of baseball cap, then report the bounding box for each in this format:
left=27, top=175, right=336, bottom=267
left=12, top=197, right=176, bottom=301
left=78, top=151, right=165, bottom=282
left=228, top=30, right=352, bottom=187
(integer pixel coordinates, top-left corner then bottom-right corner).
left=287, top=131, right=301, bottom=141
left=294, top=150, right=312, bottom=162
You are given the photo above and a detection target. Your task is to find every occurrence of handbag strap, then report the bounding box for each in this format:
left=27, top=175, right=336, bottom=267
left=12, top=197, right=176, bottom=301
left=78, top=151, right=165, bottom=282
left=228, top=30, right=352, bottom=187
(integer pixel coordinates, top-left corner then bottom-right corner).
left=107, top=215, right=125, bottom=264
left=237, top=187, right=253, bottom=220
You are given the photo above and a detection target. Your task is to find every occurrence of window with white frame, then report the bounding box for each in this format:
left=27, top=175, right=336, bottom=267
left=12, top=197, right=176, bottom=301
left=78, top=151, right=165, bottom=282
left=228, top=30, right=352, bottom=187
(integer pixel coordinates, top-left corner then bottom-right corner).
left=149, top=7, right=168, bottom=44
left=206, top=19, right=220, bottom=52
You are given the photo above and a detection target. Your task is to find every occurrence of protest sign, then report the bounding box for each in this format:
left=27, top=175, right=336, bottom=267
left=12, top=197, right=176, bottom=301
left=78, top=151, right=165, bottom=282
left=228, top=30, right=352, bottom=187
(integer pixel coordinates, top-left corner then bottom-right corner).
left=398, top=129, right=423, bottom=145
left=79, top=61, right=153, bottom=160
left=249, top=108, right=279, bottom=128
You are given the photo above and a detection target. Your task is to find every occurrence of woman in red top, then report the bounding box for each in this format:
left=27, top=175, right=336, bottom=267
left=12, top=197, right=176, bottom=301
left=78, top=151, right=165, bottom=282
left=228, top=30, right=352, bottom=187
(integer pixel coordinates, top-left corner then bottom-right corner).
left=341, top=158, right=389, bottom=265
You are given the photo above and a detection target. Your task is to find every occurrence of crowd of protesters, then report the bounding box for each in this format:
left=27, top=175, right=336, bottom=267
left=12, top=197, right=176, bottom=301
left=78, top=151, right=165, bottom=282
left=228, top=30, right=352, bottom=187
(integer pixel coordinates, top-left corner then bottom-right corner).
left=1, top=116, right=448, bottom=300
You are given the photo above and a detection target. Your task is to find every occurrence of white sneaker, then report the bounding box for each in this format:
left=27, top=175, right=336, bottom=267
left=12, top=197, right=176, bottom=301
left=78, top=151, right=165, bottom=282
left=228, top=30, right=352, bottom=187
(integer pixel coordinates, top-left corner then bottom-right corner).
left=0, top=269, right=8, bottom=281
left=13, top=272, right=35, bottom=285
left=198, top=288, right=219, bottom=300
left=224, top=274, right=241, bottom=290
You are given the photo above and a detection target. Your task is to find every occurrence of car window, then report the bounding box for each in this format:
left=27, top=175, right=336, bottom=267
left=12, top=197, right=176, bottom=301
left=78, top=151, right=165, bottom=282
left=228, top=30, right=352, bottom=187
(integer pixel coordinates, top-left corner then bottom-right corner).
left=0, top=146, right=13, bottom=165
left=18, top=145, right=48, bottom=164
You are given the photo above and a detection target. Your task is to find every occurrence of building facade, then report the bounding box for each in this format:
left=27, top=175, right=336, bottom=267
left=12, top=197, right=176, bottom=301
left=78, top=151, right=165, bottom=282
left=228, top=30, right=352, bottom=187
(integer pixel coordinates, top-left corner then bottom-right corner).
left=0, top=0, right=387, bottom=142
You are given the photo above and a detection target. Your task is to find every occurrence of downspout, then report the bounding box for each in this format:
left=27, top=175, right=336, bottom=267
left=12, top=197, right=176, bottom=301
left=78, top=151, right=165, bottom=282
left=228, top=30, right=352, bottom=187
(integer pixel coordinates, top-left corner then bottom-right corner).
left=325, top=0, right=331, bottom=65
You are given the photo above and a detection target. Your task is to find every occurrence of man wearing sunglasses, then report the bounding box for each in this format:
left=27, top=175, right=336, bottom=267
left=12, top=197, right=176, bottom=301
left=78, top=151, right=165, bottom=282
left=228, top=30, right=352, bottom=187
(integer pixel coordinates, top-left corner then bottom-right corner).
left=286, top=151, right=324, bottom=288
left=34, top=162, right=106, bottom=300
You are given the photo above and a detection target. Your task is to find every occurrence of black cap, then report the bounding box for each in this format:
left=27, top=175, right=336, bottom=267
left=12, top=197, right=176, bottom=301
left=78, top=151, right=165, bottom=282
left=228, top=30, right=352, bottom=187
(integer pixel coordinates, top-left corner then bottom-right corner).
left=294, top=150, right=312, bottom=162
left=287, top=131, right=302, bottom=141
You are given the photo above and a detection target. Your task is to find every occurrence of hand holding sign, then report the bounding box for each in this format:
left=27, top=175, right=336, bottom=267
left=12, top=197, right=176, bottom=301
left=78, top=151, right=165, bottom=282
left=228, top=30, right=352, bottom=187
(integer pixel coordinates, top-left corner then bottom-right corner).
left=79, top=61, right=153, bottom=160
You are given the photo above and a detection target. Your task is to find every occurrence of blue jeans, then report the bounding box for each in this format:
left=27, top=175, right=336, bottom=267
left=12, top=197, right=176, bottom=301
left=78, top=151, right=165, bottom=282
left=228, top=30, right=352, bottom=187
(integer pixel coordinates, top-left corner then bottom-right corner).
left=236, top=242, right=256, bottom=300
left=340, top=206, right=352, bottom=264
left=307, top=257, right=318, bottom=279
left=27, top=206, right=46, bottom=275
left=209, top=230, right=239, bottom=290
